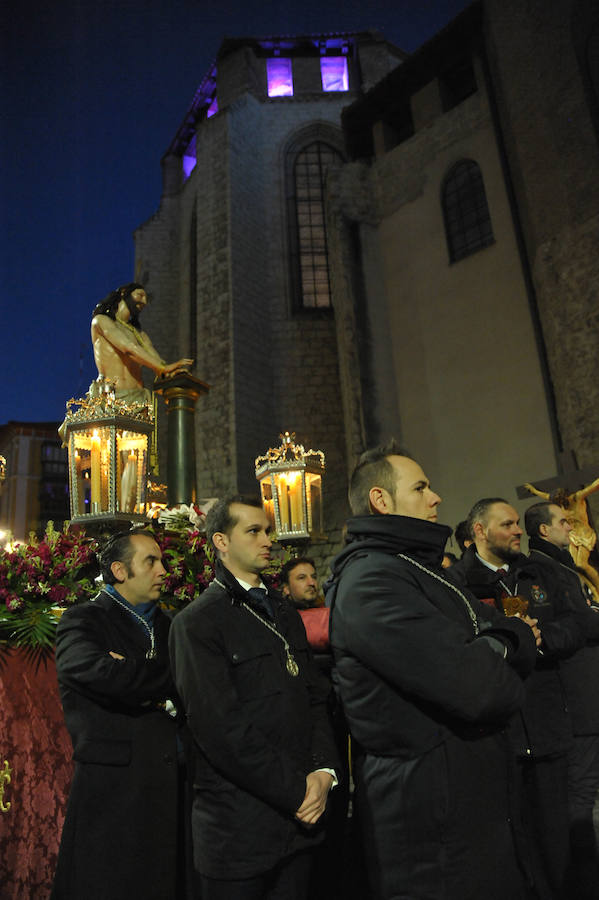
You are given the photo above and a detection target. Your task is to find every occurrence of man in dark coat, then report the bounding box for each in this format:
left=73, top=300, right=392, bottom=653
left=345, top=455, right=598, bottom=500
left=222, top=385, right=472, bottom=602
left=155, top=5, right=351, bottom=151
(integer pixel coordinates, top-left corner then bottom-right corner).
left=449, top=498, right=584, bottom=898
left=169, top=495, right=338, bottom=900
left=525, top=500, right=599, bottom=897
left=328, top=442, right=539, bottom=900
left=52, top=530, right=183, bottom=900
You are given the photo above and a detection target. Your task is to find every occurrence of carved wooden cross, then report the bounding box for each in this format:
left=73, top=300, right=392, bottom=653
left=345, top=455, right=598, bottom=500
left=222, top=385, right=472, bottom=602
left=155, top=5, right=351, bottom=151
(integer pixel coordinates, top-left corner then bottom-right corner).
left=516, top=450, right=599, bottom=499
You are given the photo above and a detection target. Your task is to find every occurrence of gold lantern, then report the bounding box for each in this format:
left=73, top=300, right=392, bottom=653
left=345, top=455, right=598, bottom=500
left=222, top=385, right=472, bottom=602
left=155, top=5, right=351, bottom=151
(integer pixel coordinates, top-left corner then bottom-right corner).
left=63, top=388, right=154, bottom=525
left=255, top=432, right=325, bottom=542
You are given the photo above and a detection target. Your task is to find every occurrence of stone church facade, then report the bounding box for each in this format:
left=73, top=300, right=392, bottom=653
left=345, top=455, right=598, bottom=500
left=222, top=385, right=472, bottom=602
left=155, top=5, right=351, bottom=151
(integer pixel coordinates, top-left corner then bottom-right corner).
left=135, top=0, right=599, bottom=563
left=326, top=0, right=599, bottom=531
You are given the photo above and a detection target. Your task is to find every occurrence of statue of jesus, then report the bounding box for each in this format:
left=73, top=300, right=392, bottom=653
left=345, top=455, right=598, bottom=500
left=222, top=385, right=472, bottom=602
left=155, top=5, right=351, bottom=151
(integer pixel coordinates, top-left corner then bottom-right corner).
left=91, top=282, right=193, bottom=400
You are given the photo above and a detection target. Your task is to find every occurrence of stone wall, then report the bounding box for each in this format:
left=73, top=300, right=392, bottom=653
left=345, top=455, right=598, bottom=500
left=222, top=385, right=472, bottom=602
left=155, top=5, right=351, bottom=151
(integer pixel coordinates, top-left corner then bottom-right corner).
left=326, top=50, right=558, bottom=531
left=485, top=0, right=599, bottom=470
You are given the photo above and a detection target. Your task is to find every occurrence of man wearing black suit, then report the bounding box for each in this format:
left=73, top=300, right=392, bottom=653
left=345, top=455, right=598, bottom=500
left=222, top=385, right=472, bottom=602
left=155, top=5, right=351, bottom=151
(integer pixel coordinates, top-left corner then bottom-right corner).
left=449, top=498, right=584, bottom=898
left=525, top=501, right=599, bottom=897
left=52, top=530, right=183, bottom=900
left=169, top=495, right=338, bottom=900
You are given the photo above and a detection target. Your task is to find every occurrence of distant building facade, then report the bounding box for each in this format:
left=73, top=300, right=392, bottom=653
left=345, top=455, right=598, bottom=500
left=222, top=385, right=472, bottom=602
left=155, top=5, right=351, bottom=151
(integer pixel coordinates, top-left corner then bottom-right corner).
left=0, top=422, right=69, bottom=542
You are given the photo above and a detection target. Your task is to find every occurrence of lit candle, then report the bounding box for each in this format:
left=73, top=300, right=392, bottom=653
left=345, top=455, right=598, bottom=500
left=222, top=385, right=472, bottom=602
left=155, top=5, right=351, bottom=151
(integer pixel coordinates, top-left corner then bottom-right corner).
left=278, top=479, right=289, bottom=531
left=289, top=475, right=302, bottom=530
left=90, top=433, right=101, bottom=509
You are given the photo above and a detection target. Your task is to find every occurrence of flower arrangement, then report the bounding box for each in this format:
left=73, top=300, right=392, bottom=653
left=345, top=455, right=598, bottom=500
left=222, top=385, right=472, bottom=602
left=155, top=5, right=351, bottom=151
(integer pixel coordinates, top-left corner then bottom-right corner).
left=0, top=505, right=288, bottom=657
left=0, top=523, right=98, bottom=657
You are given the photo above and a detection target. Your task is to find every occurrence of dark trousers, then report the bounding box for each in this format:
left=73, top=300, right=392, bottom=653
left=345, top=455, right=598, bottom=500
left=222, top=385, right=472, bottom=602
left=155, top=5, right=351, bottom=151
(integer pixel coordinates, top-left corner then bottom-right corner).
left=563, top=735, right=599, bottom=899
left=199, top=851, right=312, bottom=900
left=518, top=754, right=571, bottom=899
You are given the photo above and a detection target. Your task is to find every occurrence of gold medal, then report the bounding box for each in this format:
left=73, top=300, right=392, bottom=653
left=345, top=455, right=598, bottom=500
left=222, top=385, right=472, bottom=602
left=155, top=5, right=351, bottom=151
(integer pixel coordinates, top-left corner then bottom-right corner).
left=502, top=595, right=529, bottom=617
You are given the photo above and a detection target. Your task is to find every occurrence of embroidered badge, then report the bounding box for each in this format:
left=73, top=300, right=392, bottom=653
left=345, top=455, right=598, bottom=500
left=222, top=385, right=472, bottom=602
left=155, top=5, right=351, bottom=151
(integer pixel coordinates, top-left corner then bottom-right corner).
left=530, top=585, right=548, bottom=605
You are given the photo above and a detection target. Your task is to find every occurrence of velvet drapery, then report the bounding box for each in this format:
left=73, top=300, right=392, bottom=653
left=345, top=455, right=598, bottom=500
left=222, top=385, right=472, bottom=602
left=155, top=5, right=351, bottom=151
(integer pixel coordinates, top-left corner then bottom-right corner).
left=0, top=650, right=72, bottom=899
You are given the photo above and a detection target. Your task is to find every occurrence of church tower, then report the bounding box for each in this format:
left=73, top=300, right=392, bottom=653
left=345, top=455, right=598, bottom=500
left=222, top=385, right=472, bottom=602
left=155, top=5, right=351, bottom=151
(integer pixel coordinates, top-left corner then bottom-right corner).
left=135, top=32, right=402, bottom=557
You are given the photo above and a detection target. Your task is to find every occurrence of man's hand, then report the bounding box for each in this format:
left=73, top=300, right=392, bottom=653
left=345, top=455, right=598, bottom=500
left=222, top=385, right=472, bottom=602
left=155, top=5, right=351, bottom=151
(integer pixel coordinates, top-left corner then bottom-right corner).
left=161, top=359, right=193, bottom=376
left=295, top=771, right=333, bottom=825
left=516, top=614, right=542, bottom=648
left=109, top=651, right=125, bottom=660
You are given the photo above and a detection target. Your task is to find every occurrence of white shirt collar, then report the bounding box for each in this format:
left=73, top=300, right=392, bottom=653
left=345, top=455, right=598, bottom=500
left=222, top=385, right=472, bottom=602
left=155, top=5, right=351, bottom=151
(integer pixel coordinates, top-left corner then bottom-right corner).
left=235, top=576, right=267, bottom=593
left=475, top=552, right=509, bottom=573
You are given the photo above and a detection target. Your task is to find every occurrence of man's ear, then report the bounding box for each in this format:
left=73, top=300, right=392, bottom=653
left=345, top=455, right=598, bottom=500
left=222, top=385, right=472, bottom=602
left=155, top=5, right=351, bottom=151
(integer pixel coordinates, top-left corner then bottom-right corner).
left=110, top=560, right=127, bottom=584
left=212, top=531, right=228, bottom=554
left=281, top=584, right=290, bottom=598
left=472, top=521, right=485, bottom=543
left=538, top=522, right=549, bottom=538
left=369, top=486, right=393, bottom=515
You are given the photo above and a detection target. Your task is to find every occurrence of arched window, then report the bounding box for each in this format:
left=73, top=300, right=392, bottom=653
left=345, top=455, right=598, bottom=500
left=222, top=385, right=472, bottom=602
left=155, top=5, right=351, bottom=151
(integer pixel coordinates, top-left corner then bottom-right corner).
left=287, top=138, right=344, bottom=309
left=442, top=160, right=494, bottom=263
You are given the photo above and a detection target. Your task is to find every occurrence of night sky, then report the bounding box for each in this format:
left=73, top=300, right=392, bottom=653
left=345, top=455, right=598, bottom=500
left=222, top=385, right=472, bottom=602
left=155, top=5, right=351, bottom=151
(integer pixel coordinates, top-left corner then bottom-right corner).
left=2, top=0, right=469, bottom=425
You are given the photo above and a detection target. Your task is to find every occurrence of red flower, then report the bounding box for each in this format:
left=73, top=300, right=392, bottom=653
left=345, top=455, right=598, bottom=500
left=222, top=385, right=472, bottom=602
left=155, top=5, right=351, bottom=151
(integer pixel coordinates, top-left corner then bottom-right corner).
left=48, top=584, right=69, bottom=606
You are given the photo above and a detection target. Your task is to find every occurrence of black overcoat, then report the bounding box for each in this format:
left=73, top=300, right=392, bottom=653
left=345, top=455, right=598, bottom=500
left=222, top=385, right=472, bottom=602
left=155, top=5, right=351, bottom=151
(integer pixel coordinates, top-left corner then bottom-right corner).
left=168, top=562, right=338, bottom=880
left=51, top=590, right=180, bottom=900
left=329, top=515, right=537, bottom=900
left=449, top=545, right=583, bottom=756
left=528, top=537, right=599, bottom=734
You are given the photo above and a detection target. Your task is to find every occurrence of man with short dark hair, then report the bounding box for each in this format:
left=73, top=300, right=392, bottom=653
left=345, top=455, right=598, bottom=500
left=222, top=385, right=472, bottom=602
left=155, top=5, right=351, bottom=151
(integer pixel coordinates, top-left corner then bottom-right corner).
left=525, top=501, right=599, bottom=896
left=329, top=442, right=538, bottom=899
left=454, top=519, right=473, bottom=555
left=449, top=498, right=584, bottom=898
left=169, top=495, right=338, bottom=900
left=281, top=557, right=320, bottom=609
left=52, top=530, right=183, bottom=900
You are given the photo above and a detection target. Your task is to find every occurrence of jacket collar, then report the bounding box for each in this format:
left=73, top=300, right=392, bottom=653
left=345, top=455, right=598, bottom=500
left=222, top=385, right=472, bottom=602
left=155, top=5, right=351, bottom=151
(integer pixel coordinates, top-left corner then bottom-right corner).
left=458, top=544, right=534, bottom=582
left=334, top=514, right=451, bottom=574
left=528, top=535, right=576, bottom=569
left=213, top=560, right=280, bottom=607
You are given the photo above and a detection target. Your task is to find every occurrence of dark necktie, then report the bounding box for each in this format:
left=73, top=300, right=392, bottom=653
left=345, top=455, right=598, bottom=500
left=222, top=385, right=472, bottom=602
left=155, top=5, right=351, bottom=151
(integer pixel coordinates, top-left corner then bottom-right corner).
left=496, top=568, right=509, bottom=599
left=246, top=587, right=274, bottom=619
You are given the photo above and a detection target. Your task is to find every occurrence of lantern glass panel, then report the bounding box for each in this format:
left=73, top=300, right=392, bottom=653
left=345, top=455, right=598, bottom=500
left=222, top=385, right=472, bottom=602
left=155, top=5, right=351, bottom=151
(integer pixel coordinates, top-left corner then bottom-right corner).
left=260, top=479, right=276, bottom=529
left=117, top=431, right=148, bottom=514
left=70, top=426, right=112, bottom=515
left=306, top=472, right=323, bottom=535
left=274, top=470, right=305, bottom=534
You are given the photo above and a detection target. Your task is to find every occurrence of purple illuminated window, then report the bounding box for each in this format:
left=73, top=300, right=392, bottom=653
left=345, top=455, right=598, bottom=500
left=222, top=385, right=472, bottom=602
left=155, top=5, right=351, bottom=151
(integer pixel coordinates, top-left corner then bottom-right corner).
left=207, top=96, right=218, bottom=118
left=182, top=135, right=196, bottom=180
left=267, top=58, right=293, bottom=97
left=320, top=57, right=348, bottom=92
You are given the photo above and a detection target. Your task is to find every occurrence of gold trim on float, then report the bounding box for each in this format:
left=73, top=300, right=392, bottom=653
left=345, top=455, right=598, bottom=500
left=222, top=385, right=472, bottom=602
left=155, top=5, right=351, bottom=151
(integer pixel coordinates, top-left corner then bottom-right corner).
left=0, top=760, right=12, bottom=813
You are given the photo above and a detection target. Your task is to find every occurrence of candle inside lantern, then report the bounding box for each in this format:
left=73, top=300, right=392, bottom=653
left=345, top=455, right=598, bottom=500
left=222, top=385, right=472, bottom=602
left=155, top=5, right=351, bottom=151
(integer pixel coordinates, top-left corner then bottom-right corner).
left=277, top=477, right=290, bottom=531
left=288, top=474, right=302, bottom=530
left=90, top=432, right=101, bottom=509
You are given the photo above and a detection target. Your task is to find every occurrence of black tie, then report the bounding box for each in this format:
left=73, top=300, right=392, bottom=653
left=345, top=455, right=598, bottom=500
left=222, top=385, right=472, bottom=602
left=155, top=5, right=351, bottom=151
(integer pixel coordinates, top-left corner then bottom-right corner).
left=247, top=587, right=274, bottom=619
left=496, top=568, right=509, bottom=599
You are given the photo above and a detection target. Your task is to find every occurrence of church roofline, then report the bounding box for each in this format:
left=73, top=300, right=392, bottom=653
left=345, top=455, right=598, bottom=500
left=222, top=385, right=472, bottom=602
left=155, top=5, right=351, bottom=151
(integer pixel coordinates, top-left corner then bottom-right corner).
left=342, top=1, right=483, bottom=159
left=163, top=30, right=405, bottom=160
